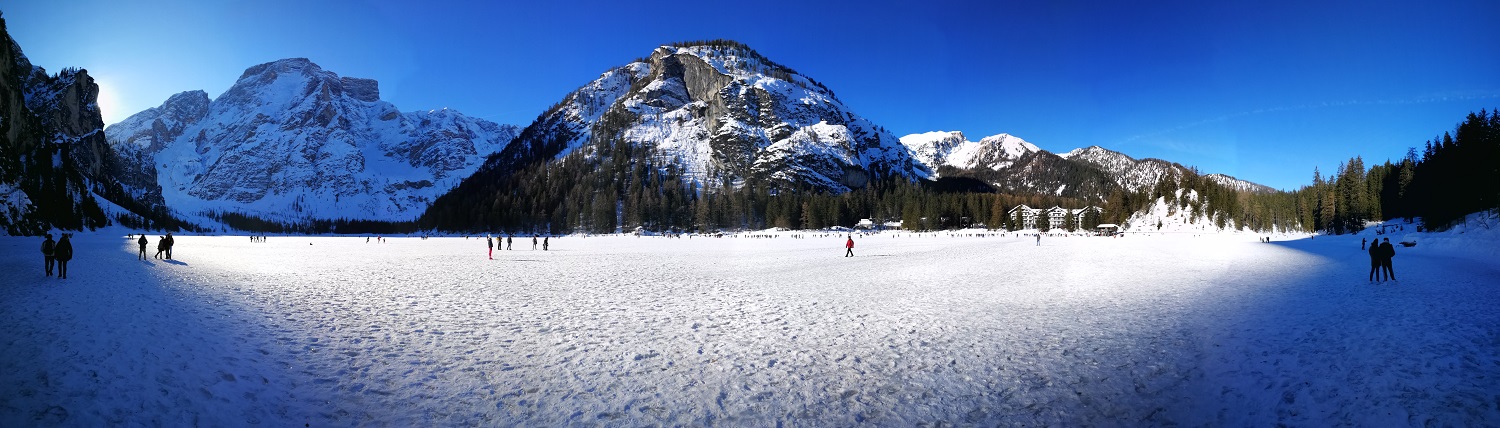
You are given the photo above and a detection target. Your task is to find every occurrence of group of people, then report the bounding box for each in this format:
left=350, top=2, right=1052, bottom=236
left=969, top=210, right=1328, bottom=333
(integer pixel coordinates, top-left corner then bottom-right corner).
left=40, top=233, right=73, bottom=279
left=486, top=235, right=550, bottom=259
left=1367, top=237, right=1398, bottom=282
left=137, top=233, right=174, bottom=260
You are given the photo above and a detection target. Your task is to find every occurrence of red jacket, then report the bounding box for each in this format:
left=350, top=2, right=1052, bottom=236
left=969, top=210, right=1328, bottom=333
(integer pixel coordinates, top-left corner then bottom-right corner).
left=845, top=238, right=854, bottom=248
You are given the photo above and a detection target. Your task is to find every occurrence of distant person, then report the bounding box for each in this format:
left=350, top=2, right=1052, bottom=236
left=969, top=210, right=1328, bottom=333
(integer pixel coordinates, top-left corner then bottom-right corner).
left=533, top=235, right=538, bottom=250
left=54, top=234, right=73, bottom=279
left=1361, top=237, right=1367, bottom=250
left=41, top=233, right=56, bottom=277
left=1035, top=233, right=1041, bottom=246
left=137, top=234, right=148, bottom=260
left=543, top=237, right=549, bottom=251
left=1379, top=238, right=1397, bottom=281
left=487, top=236, right=494, bottom=260
left=845, top=235, right=854, bottom=257
left=1368, top=239, right=1385, bottom=282
left=163, top=233, right=175, bottom=260
left=155, top=236, right=166, bottom=259
left=506, top=235, right=512, bottom=250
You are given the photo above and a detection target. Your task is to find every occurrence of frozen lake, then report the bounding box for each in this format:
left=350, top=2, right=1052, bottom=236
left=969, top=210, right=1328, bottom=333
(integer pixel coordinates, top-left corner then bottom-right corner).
left=2, top=231, right=1497, bottom=426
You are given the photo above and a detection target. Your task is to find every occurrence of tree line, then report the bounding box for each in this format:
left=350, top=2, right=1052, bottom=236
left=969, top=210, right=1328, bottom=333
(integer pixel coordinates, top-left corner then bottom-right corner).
left=1294, top=109, right=1500, bottom=233
left=207, top=110, right=1500, bottom=236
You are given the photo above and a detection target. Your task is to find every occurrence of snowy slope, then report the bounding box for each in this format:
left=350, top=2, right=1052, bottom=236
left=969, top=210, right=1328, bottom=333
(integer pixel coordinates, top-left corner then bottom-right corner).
left=1061, top=145, right=1272, bottom=194
left=104, top=58, right=520, bottom=223
left=899, top=131, right=1039, bottom=174
left=485, top=42, right=930, bottom=193
left=1, top=231, right=1496, bottom=425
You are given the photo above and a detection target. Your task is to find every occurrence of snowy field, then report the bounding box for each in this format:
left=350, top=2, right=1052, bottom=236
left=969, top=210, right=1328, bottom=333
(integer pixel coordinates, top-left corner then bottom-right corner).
left=2, top=227, right=1498, bottom=426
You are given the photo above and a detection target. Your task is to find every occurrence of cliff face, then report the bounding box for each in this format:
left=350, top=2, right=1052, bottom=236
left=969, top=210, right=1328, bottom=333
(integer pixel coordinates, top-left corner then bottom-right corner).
left=104, top=58, right=520, bottom=223
left=0, top=14, right=112, bottom=233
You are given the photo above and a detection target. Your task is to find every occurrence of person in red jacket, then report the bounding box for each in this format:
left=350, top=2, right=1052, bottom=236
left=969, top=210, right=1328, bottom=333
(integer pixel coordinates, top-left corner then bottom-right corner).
left=845, top=235, right=855, bottom=257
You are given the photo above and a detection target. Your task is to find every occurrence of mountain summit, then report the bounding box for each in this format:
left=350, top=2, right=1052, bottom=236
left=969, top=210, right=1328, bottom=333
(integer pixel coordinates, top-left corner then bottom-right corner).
left=106, top=58, right=520, bottom=224
left=477, top=41, right=929, bottom=192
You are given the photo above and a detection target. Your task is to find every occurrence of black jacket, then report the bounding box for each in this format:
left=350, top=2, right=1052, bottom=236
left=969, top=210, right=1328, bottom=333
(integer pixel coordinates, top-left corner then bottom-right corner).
left=54, top=237, right=73, bottom=261
left=1379, top=242, right=1396, bottom=261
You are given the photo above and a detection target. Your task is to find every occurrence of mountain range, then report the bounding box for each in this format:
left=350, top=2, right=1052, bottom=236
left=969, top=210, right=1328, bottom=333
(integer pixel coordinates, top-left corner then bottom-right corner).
left=2, top=25, right=1275, bottom=233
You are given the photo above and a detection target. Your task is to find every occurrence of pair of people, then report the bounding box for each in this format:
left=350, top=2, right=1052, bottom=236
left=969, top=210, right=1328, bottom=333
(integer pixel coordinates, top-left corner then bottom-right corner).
left=154, top=233, right=175, bottom=260
left=1368, top=237, right=1397, bottom=282
left=40, top=233, right=73, bottom=279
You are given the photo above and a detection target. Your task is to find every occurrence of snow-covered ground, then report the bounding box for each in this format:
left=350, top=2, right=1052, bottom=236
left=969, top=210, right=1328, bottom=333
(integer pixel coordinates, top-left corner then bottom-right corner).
left=2, top=226, right=1497, bottom=426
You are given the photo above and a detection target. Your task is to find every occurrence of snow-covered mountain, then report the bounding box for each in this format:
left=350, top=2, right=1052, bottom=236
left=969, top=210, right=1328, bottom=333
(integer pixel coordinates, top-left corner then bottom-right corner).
left=105, top=58, right=520, bottom=223
left=477, top=41, right=930, bottom=193
left=1060, top=146, right=1273, bottom=194
left=1205, top=173, right=1276, bottom=193
left=899, top=131, right=1039, bottom=173
left=1058, top=146, right=1181, bottom=193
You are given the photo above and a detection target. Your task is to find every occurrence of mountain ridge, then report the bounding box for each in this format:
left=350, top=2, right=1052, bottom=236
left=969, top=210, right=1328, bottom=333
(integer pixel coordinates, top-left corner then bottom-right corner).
left=105, top=58, right=521, bottom=225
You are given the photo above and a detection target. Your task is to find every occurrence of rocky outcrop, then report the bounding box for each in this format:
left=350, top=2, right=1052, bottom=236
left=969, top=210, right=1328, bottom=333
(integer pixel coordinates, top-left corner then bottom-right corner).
left=105, top=58, right=520, bottom=223
left=0, top=13, right=169, bottom=233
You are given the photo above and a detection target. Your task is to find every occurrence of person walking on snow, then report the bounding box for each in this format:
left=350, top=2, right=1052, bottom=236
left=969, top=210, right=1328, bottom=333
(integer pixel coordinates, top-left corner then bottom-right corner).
left=163, top=233, right=175, bottom=260
left=1035, top=233, right=1041, bottom=246
left=543, top=237, right=549, bottom=251
left=1379, top=238, right=1397, bottom=281
left=532, top=235, right=538, bottom=250
left=54, top=234, right=73, bottom=279
left=506, top=235, right=512, bottom=250
left=845, top=235, right=855, bottom=257
left=1361, top=237, right=1367, bottom=250
left=1368, top=238, right=1385, bottom=282
left=137, top=234, right=148, bottom=260
left=155, top=236, right=166, bottom=259
left=487, top=235, right=494, bottom=260
left=41, top=233, right=56, bottom=277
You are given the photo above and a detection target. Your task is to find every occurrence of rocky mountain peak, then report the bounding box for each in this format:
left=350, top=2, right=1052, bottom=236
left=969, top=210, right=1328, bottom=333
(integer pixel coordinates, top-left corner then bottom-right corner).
left=104, top=58, right=519, bottom=224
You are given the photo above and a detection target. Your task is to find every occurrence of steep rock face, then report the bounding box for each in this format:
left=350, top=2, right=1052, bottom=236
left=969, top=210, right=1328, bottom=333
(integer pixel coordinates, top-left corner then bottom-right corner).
left=477, top=42, right=929, bottom=194
left=105, top=58, right=520, bottom=223
left=0, top=13, right=142, bottom=233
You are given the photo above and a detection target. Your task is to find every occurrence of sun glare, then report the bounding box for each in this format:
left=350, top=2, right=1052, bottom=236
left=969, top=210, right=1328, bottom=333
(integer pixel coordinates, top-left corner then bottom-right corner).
left=93, top=77, right=123, bottom=125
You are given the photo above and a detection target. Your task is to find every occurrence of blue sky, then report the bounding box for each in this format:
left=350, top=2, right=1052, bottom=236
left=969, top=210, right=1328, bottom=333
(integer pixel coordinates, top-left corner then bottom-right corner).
left=7, top=0, right=1497, bottom=191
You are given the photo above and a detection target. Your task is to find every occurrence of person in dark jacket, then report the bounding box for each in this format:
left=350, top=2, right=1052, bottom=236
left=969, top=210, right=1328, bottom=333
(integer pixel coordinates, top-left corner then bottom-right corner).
left=1379, top=238, right=1397, bottom=281
left=506, top=235, right=512, bottom=250
left=543, top=237, right=549, bottom=251
left=1361, top=237, right=1367, bottom=250
left=155, top=236, right=166, bottom=259
left=845, top=235, right=855, bottom=257
left=163, top=233, right=175, bottom=260
left=487, top=236, right=494, bottom=260
left=54, top=234, right=73, bottom=279
left=1368, top=240, right=1384, bottom=282
left=41, top=233, right=56, bottom=277
left=137, top=234, right=148, bottom=260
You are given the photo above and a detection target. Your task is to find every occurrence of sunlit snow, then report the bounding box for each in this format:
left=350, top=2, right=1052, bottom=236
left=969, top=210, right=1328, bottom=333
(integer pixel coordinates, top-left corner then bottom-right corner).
left=2, top=225, right=1497, bottom=425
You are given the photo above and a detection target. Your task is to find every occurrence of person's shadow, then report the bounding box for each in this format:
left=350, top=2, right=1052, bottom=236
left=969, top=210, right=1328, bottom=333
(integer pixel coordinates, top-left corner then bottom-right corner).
left=163, top=259, right=188, bottom=266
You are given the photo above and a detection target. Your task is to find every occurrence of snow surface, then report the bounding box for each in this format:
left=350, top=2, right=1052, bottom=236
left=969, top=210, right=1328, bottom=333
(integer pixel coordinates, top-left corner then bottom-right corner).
left=2, top=228, right=1498, bottom=426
